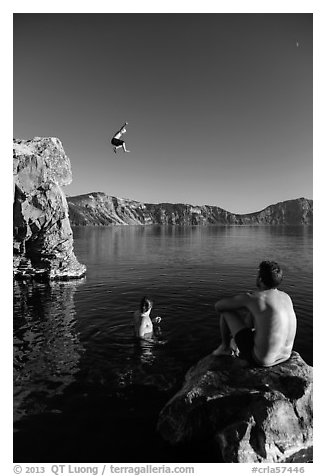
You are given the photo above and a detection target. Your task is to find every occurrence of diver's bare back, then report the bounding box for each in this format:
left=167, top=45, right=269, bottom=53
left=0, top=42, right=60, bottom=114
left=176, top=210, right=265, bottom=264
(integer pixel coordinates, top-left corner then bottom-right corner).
left=247, top=289, right=297, bottom=366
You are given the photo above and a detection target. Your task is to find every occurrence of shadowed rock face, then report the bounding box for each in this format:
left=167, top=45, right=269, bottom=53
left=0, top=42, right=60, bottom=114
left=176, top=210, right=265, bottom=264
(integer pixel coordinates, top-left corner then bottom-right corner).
left=67, top=193, right=313, bottom=226
left=13, top=137, right=86, bottom=280
left=157, top=352, right=312, bottom=463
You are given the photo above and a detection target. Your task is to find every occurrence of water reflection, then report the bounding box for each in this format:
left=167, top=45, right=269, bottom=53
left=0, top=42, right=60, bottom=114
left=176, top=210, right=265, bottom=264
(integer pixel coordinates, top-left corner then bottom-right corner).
left=115, top=324, right=172, bottom=391
left=138, top=338, right=156, bottom=365
left=134, top=323, right=165, bottom=366
left=13, top=279, right=85, bottom=423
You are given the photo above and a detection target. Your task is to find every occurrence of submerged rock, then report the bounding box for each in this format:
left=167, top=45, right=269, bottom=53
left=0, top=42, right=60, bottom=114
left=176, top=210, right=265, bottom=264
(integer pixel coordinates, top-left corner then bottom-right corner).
left=13, top=137, right=86, bottom=280
left=157, top=351, right=312, bottom=463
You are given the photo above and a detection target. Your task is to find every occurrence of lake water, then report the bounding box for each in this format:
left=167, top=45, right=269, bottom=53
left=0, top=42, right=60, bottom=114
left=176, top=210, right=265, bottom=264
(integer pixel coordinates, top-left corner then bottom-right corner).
left=13, top=225, right=313, bottom=462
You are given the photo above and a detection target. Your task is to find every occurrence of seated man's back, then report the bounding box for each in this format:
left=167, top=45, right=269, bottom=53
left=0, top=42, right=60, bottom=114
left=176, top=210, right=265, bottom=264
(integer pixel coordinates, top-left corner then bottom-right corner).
left=213, top=261, right=297, bottom=367
left=248, top=289, right=297, bottom=367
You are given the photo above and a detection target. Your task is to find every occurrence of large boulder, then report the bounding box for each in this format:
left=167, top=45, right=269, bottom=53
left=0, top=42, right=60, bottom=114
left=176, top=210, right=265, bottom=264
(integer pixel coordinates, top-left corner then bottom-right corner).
left=157, top=351, right=312, bottom=463
left=13, top=137, right=86, bottom=280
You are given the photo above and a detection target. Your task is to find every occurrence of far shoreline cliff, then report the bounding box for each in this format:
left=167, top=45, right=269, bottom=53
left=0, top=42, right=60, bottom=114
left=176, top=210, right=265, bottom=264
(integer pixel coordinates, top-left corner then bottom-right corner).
left=67, top=193, right=313, bottom=226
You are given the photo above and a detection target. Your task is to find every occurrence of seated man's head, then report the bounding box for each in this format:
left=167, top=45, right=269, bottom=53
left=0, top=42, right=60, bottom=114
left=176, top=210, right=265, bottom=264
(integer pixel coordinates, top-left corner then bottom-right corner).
left=140, top=296, right=153, bottom=314
left=257, top=261, right=283, bottom=289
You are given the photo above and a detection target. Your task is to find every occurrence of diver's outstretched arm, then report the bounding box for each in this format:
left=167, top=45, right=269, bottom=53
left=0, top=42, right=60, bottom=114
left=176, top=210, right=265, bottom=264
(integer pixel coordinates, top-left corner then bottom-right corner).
left=119, top=122, right=128, bottom=132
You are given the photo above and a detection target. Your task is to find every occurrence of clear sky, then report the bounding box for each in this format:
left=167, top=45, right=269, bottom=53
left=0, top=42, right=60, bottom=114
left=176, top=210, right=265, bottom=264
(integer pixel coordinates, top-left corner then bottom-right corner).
left=13, top=13, right=312, bottom=214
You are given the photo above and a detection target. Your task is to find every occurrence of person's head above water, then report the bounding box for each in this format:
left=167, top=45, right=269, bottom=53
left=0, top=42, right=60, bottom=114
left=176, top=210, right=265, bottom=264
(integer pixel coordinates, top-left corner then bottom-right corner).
left=257, top=261, right=283, bottom=289
left=140, top=296, right=153, bottom=314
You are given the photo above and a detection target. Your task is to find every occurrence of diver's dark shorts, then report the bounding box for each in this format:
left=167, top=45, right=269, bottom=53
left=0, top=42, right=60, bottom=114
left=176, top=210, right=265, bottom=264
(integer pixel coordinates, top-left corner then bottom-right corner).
left=111, top=138, right=124, bottom=146
left=234, top=327, right=256, bottom=363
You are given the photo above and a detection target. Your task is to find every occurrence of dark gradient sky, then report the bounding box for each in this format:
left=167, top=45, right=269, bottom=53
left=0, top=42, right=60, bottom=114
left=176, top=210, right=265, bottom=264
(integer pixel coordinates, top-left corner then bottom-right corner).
left=14, top=13, right=312, bottom=213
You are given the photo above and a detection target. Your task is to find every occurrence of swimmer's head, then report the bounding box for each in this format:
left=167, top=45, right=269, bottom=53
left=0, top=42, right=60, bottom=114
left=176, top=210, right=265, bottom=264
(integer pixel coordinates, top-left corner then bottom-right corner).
left=257, top=261, right=283, bottom=289
left=140, top=296, right=153, bottom=314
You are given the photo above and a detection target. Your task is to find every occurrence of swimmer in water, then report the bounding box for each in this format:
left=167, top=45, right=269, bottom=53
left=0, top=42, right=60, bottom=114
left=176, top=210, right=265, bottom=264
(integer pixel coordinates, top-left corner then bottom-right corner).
left=134, top=296, right=161, bottom=338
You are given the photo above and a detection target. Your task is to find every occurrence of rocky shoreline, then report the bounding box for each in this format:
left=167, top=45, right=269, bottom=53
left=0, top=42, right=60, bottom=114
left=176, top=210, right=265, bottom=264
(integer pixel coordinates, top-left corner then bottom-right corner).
left=67, top=192, right=313, bottom=226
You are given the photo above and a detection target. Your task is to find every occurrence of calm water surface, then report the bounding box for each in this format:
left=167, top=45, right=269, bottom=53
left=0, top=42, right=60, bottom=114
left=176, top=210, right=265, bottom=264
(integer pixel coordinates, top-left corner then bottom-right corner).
left=13, top=226, right=313, bottom=462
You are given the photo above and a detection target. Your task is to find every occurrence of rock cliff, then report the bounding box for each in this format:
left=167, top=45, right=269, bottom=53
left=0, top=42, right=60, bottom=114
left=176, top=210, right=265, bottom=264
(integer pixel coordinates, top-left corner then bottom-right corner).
left=13, top=137, right=86, bottom=280
left=67, top=193, right=313, bottom=226
left=157, top=352, right=313, bottom=463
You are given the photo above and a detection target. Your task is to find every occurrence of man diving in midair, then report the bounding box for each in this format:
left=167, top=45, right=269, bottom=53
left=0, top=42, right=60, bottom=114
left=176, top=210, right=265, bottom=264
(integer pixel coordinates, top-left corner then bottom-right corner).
left=111, top=122, right=130, bottom=153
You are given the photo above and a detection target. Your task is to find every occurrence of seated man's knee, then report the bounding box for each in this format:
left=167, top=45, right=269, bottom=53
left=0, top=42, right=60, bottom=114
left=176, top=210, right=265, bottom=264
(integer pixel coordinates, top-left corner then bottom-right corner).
left=222, top=311, right=247, bottom=337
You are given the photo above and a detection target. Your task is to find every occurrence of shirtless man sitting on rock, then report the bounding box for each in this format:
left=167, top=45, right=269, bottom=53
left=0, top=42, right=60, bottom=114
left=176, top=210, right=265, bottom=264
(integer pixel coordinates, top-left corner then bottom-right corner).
left=213, top=261, right=297, bottom=367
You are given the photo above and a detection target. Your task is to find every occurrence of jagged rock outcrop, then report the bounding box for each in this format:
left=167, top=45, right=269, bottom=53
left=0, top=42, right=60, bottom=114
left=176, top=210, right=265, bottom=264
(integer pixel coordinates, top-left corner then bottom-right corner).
left=13, top=137, right=86, bottom=280
left=157, top=352, right=313, bottom=463
left=67, top=193, right=313, bottom=226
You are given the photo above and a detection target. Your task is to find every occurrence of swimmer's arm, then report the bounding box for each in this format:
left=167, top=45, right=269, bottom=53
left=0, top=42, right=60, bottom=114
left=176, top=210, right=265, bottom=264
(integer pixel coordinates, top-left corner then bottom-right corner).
left=214, top=293, right=251, bottom=312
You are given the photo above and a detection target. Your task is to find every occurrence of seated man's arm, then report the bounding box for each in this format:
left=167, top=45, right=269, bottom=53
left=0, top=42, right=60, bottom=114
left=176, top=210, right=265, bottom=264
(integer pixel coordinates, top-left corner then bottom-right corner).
left=215, top=293, right=251, bottom=312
